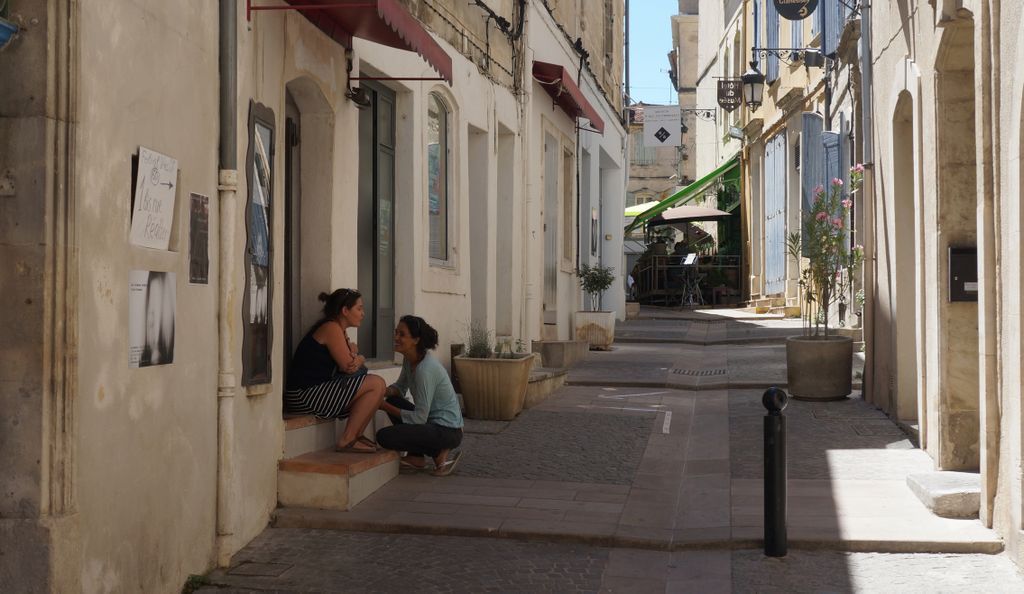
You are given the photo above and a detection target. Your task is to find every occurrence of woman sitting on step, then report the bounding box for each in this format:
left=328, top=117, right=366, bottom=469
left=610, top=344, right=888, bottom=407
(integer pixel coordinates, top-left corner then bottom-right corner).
left=376, top=315, right=464, bottom=476
left=285, top=288, right=386, bottom=453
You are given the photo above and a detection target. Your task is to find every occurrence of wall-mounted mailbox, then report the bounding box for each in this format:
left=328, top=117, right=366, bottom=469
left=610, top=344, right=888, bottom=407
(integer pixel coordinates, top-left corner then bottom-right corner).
left=948, top=246, right=978, bottom=302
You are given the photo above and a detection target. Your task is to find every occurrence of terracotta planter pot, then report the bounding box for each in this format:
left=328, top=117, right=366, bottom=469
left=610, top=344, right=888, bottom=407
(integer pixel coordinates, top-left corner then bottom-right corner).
left=786, top=335, right=854, bottom=400
left=573, top=310, right=616, bottom=350
left=453, top=354, right=535, bottom=420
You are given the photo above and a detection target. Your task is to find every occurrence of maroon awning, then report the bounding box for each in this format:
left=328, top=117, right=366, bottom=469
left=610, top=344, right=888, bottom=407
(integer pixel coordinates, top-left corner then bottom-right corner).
left=282, top=0, right=453, bottom=84
left=532, top=61, right=605, bottom=134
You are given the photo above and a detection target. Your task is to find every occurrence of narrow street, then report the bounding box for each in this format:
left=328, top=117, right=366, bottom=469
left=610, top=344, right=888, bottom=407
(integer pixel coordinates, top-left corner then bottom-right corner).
left=199, top=308, right=1024, bottom=593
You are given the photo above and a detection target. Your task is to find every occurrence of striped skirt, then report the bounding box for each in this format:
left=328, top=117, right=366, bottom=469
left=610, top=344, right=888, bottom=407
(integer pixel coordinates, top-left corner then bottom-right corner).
left=284, top=373, right=366, bottom=419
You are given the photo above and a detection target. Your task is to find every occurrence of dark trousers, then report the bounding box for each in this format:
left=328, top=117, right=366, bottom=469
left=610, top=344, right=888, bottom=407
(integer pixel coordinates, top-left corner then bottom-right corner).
left=377, top=396, right=463, bottom=458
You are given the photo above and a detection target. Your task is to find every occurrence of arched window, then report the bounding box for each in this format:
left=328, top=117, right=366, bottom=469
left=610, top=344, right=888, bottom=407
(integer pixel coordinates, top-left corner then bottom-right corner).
left=427, top=93, right=450, bottom=263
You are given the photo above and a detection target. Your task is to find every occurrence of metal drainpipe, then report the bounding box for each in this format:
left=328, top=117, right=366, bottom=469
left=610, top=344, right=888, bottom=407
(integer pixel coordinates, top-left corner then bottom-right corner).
left=216, top=0, right=239, bottom=566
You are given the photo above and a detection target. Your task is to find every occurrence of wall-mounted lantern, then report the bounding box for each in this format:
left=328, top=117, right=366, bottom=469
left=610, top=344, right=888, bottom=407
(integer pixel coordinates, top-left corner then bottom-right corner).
left=741, top=64, right=766, bottom=112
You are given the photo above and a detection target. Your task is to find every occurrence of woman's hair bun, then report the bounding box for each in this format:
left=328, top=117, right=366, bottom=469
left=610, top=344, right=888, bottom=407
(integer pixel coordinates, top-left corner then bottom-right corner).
left=318, top=292, right=330, bottom=303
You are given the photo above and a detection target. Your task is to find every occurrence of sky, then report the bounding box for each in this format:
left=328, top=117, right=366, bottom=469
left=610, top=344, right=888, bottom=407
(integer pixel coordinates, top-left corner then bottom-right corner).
left=627, top=1, right=678, bottom=105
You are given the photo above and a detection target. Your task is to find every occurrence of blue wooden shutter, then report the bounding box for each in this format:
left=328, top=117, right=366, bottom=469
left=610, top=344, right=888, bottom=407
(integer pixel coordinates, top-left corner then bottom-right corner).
left=791, top=17, right=804, bottom=62
left=823, top=0, right=841, bottom=57
left=811, top=2, right=819, bottom=37
left=764, top=132, right=787, bottom=295
left=801, top=113, right=825, bottom=255
left=766, top=0, right=780, bottom=83
left=823, top=129, right=841, bottom=203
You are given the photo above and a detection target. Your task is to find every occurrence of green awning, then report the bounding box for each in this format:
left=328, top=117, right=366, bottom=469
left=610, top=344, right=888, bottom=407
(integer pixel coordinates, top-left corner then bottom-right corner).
left=624, top=157, right=740, bottom=233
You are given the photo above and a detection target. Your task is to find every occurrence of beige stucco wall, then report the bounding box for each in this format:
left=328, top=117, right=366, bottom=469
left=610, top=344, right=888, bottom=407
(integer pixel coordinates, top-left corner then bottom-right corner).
left=869, top=0, right=1024, bottom=566
left=74, top=2, right=222, bottom=591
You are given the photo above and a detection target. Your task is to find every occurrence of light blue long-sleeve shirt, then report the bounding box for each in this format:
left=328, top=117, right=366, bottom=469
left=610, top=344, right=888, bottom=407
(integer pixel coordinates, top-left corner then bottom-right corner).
left=390, top=352, right=464, bottom=429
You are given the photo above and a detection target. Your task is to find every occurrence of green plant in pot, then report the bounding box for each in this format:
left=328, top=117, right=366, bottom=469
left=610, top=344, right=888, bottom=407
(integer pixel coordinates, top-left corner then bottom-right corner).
left=574, top=263, right=617, bottom=350
left=784, top=165, right=866, bottom=400
left=452, top=319, right=534, bottom=420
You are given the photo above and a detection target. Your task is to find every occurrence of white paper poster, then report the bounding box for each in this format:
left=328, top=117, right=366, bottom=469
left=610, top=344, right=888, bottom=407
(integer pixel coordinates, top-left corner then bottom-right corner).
left=129, top=147, right=179, bottom=250
left=128, top=270, right=176, bottom=367
left=642, top=105, right=682, bottom=147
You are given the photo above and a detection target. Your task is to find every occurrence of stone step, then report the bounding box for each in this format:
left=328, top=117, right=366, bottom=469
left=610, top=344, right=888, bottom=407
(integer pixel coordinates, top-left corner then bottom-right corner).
left=524, top=366, right=568, bottom=409
left=907, top=471, right=981, bottom=519
left=278, top=449, right=399, bottom=511
left=282, top=363, right=404, bottom=458
left=531, top=340, right=588, bottom=368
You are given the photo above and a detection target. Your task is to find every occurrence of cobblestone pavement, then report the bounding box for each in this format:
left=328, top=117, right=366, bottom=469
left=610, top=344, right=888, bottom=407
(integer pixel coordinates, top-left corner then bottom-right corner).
left=201, top=529, right=608, bottom=593
left=729, top=389, right=924, bottom=480
left=199, top=529, right=1024, bottom=593
left=458, top=409, right=653, bottom=485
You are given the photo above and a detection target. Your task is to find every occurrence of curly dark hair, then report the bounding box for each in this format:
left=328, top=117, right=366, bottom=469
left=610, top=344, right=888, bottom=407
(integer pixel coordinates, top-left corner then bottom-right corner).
left=399, top=314, right=439, bottom=356
left=318, top=288, right=362, bottom=322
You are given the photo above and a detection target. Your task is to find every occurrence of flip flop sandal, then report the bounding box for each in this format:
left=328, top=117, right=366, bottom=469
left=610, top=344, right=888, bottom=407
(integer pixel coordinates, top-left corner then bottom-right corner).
left=356, top=436, right=379, bottom=449
left=432, top=450, right=462, bottom=477
left=335, top=438, right=377, bottom=454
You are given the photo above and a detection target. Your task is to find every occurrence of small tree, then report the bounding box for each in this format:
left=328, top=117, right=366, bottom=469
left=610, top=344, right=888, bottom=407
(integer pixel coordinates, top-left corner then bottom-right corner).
left=575, top=264, right=616, bottom=311
left=786, top=165, right=866, bottom=338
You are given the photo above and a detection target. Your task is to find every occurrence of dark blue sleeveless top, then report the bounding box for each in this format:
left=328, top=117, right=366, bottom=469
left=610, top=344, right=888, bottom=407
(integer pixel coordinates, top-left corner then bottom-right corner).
left=286, top=322, right=338, bottom=391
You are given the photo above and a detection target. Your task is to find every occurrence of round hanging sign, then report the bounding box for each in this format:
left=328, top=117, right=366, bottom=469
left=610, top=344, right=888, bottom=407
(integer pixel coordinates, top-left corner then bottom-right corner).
left=774, top=0, right=819, bottom=21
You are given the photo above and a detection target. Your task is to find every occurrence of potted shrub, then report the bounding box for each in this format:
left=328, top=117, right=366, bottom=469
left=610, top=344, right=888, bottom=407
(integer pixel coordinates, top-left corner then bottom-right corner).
left=453, top=320, right=534, bottom=420
left=784, top=165, right=866, bottom=400
left=574, top=263, right=617, bottom=350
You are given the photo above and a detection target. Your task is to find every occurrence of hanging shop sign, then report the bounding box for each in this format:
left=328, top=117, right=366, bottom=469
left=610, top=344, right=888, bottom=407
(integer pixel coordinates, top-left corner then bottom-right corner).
left=774, top=0, right=819, bottom=21
left=642, top=105, right=681, bottom=147
left=717, top=80, right=743, bottom=112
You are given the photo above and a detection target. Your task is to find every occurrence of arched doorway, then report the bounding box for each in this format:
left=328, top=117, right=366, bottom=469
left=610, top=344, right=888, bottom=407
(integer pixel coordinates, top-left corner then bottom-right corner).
left=283, top=78, right=334, bottom=378
left=932, top=24, right=980, bottom=470
left=892, top=92, right=921, bottom=425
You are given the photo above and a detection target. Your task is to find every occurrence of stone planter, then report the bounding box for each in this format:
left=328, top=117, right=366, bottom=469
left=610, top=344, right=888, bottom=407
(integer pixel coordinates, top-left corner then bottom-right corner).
left=453, top=354, right=535, bottom=420
left=786, top=335, right=854, bottom=400
left=573, top=310, right=616, bottom=350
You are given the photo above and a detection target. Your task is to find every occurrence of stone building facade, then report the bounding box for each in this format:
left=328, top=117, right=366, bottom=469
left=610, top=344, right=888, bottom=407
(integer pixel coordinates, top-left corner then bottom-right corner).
left=0, top=0, right=625, bottom=590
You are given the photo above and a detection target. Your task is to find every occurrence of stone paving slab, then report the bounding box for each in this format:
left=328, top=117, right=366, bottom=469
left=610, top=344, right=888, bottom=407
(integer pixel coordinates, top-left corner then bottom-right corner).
left=199, top=529, right=1024, bottom=593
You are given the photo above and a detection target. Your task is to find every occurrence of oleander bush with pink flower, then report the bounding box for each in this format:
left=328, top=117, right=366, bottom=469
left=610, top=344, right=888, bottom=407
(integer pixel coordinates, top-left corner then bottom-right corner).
left=786, top=164, right=865, bottom=337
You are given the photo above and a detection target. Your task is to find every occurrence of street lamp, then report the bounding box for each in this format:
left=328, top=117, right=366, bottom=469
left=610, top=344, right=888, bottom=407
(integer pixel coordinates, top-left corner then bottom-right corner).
left=741, top=64, right=766, bottom=112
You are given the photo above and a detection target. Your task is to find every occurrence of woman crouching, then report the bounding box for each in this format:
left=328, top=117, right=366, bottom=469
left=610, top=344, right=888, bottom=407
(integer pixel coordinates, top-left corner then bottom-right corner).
left=377, top=315, right=464, bottom=476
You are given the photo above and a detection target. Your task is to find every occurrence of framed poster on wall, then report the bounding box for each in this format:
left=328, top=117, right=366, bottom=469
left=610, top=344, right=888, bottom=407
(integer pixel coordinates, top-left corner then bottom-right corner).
left=242, top=101, right=275, bottom=386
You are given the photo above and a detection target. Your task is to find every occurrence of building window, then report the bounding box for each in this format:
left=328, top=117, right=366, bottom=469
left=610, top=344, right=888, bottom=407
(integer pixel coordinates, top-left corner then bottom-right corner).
left=631, top=131, right=656, bottom=166
left=427, top=93, right=450, bottom=263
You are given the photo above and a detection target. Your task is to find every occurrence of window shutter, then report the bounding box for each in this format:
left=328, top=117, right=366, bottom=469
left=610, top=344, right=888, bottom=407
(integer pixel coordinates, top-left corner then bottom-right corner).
left=764, top=132, right=787, bottom=295
left=801, top=112, right=825, bottom=243
left=766, top=1, right=780, bottom=83
left=791, top=18, right=803, bottom=62
left=823, top=0, right=842, bottom=57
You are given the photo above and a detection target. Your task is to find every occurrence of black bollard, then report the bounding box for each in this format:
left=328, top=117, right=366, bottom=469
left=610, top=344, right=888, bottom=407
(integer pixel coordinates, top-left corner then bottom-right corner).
left=762, top=387, right=788, bottom=557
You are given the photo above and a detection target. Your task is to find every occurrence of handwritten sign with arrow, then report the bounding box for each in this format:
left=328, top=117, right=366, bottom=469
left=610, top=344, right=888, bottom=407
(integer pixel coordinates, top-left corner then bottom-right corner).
left=130, top=146, right=179, bottom=250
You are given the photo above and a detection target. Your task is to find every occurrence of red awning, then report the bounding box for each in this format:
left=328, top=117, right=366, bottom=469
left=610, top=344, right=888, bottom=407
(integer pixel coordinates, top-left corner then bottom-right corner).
left=283, top=0, right=453, bottom=84
left=532, top=61, right=605, bottom=134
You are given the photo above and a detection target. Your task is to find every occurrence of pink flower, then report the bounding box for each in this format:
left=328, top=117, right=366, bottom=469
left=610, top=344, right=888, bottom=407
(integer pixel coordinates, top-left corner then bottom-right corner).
left=832, top=217, right=843, bottom=229
left=832, top=177, right=844, bottom=187
left=841, top=199, right=853, bottom=209
left=852, top=164, right=865, bottom=173
left=813, top=184, right=825, bottom=196
left=816, top=211, right=829, bottom=222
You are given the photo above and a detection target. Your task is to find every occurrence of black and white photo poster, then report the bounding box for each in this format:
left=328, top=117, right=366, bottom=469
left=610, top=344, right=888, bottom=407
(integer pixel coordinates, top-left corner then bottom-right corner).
left=189, top=193, right=210, bottom=284
left=128, top=271, right=176, bottom=367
